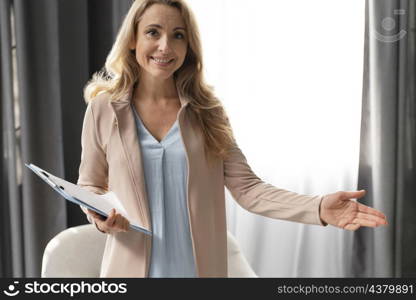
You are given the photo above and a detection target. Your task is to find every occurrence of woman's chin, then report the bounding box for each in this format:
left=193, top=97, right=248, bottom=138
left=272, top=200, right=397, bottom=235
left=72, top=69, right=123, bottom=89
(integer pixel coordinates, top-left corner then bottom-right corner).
left=149, top=71, right=175, bottom=80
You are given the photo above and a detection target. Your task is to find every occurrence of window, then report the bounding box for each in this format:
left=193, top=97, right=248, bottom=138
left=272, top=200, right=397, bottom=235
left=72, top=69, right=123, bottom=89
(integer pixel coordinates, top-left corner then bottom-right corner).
left=188, top=0, right=365, bottom=276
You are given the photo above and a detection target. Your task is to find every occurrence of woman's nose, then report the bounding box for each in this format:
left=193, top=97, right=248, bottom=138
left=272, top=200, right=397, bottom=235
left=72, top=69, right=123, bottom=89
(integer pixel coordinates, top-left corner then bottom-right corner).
left=157, top=35, right=172, bottom=54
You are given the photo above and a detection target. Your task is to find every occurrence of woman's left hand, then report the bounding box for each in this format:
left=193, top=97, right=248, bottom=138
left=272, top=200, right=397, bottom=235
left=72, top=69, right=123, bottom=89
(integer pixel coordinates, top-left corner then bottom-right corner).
left=319, top=190, right=388, bottom=231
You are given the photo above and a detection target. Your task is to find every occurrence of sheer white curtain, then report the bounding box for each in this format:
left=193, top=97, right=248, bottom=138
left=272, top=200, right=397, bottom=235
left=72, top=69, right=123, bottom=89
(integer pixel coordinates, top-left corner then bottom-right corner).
left=187, top=0, right=365, bottom=277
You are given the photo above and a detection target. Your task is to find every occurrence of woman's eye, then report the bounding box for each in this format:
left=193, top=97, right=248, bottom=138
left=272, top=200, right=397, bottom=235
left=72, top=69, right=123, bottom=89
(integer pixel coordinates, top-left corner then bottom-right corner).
left=146, top=30, right=158, bottom=36
left=175, top=32, right=185, bottom=39
left=145, top=30, right=185, bottom=40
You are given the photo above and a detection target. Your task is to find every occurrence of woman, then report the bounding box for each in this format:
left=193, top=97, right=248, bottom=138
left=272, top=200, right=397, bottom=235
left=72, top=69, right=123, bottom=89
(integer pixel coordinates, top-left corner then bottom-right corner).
left=77, top=0, right=388, bottom=278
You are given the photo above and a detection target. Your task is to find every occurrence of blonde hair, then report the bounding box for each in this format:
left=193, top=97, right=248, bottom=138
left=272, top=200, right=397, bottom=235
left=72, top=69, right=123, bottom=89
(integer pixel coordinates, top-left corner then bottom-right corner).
left=84, top=0, right=236, bottom=161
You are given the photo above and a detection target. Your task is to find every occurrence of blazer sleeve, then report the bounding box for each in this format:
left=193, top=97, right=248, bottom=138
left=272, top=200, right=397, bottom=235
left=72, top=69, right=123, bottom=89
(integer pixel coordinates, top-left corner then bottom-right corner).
left=224, top=142, right=327, bottom=226
left=77, top=101, right=109, bottom=226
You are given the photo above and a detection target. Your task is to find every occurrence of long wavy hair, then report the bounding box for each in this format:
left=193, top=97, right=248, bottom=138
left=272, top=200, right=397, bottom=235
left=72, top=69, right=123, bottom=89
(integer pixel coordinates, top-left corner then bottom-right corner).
left=83, top=0, right=236, bottom=162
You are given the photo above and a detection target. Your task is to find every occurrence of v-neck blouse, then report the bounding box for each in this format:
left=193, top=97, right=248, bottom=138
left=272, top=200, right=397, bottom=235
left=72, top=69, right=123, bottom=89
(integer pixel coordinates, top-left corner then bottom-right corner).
left=132, top=105, right=197, bottom=278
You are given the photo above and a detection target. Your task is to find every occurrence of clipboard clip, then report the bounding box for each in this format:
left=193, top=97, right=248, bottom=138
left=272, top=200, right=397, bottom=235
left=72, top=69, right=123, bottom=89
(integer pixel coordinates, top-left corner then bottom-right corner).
left=26, top=164, right=66, bottom=193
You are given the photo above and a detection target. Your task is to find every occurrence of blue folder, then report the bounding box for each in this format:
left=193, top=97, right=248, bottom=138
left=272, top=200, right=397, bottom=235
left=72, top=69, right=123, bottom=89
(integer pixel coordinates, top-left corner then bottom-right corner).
left=26, top=163, right=152, bottom=236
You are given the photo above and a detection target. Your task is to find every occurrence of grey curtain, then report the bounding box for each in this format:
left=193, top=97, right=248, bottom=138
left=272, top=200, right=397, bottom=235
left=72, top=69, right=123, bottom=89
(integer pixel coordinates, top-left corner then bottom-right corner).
left=353, top=0, right=416, bottom=277
left=0, top=0, right=133, bottom=277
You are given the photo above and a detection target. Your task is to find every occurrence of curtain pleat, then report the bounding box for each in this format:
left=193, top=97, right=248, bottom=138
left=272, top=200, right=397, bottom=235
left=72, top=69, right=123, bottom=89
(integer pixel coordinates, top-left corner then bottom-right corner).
left=1, top=0, right=24, bottom=277
left=0, top=0, right=132, bottom=277
left=355, top=0, right=416, bottom=277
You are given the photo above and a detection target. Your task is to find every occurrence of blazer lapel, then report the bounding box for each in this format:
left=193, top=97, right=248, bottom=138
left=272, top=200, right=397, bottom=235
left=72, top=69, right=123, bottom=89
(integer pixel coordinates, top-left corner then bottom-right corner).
left=110, top=87, right=190, bottom=231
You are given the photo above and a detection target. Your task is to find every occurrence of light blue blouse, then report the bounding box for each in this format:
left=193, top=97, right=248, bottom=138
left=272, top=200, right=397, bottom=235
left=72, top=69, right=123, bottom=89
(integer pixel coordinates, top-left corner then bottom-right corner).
left=132, top=105, right=197, bottom=278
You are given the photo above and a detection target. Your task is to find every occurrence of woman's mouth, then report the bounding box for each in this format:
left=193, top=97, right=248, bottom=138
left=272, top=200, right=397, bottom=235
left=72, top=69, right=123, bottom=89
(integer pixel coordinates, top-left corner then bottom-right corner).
left=150, top=56, right=174, bottom=67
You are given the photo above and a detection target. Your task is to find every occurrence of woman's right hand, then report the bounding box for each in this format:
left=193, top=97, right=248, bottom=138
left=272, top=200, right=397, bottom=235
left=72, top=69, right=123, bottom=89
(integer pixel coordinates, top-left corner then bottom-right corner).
left=87, top=208, right=130, bottom=234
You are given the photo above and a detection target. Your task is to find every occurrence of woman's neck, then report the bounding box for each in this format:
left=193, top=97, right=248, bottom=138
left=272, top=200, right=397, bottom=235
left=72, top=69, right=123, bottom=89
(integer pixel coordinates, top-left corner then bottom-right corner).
left=133, top=74, right=178, bottom=105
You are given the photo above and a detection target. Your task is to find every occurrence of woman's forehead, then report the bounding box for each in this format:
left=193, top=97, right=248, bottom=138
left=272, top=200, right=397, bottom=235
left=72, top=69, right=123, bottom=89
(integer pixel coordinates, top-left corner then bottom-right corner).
left=140, top=4, right=185, bottom=28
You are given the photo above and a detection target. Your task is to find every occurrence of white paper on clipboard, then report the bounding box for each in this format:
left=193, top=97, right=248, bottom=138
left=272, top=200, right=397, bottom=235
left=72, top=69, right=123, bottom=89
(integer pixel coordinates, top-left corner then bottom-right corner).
left=25, top=163, right=152, bottom=236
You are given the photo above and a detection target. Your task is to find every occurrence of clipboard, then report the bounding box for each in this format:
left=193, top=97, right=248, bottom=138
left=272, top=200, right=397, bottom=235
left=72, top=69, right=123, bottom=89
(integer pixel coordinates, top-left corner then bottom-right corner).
left=25, top=163, right=152, bottom=236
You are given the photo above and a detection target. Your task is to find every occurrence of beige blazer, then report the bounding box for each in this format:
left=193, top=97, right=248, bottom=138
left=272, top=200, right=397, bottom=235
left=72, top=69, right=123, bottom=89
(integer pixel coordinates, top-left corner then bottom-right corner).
left=77, top=87, right=327, bottom=278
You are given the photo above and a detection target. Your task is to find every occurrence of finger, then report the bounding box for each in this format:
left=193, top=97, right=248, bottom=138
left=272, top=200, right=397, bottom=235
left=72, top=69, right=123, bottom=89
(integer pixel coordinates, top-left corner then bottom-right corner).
left=352, top=218, right=377, bottom=227
left=120, top=216, right=129, bottom=232
left=92, top=214, right=104, bottom=223
left=342, top=190, right=366, bottom=200
left=114, top=214, right=125, bottom=231
left=356, top=212, right=388, bottom=225
left=357, top=203, right=387, bottom=220
left=124, top=218, right=130, bottom=232
left=89, top=210, right=105, bottom=221
left=87, top=209, right=100, bottom=217
left=106, top=209, right=117, bottom=227
left=344, top=223, right=361, bottom=231
left=93, top=218, right=107, bottom=233
left=120, top=217, right=127, bottom=231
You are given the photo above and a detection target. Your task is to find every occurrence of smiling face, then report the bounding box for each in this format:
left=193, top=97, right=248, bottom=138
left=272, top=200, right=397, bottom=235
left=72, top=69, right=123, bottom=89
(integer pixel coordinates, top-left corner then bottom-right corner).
left=131, top=4, right=188, bottom=81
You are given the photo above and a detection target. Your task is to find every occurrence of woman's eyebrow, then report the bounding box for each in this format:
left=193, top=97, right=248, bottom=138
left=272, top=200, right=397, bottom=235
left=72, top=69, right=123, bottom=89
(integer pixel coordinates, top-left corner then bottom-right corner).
left=145, top=24, right=186, bottom=31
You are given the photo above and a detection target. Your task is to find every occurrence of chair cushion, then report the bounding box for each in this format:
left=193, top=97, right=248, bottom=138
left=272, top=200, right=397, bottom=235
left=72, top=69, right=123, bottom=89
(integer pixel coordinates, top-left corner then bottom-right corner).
left=42, top=225, right=257, bottom=277
left=41, top=224, right=106, bottom=277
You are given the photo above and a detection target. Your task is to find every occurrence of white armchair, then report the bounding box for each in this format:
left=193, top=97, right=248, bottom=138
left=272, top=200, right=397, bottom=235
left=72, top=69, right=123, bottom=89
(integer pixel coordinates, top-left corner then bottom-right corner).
left=41, top=224, right=257, bottom=278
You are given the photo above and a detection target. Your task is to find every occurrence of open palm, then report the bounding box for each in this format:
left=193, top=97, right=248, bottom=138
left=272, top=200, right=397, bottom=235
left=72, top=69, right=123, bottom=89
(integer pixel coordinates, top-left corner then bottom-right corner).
left=319, top=190, right=388, bottom=231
